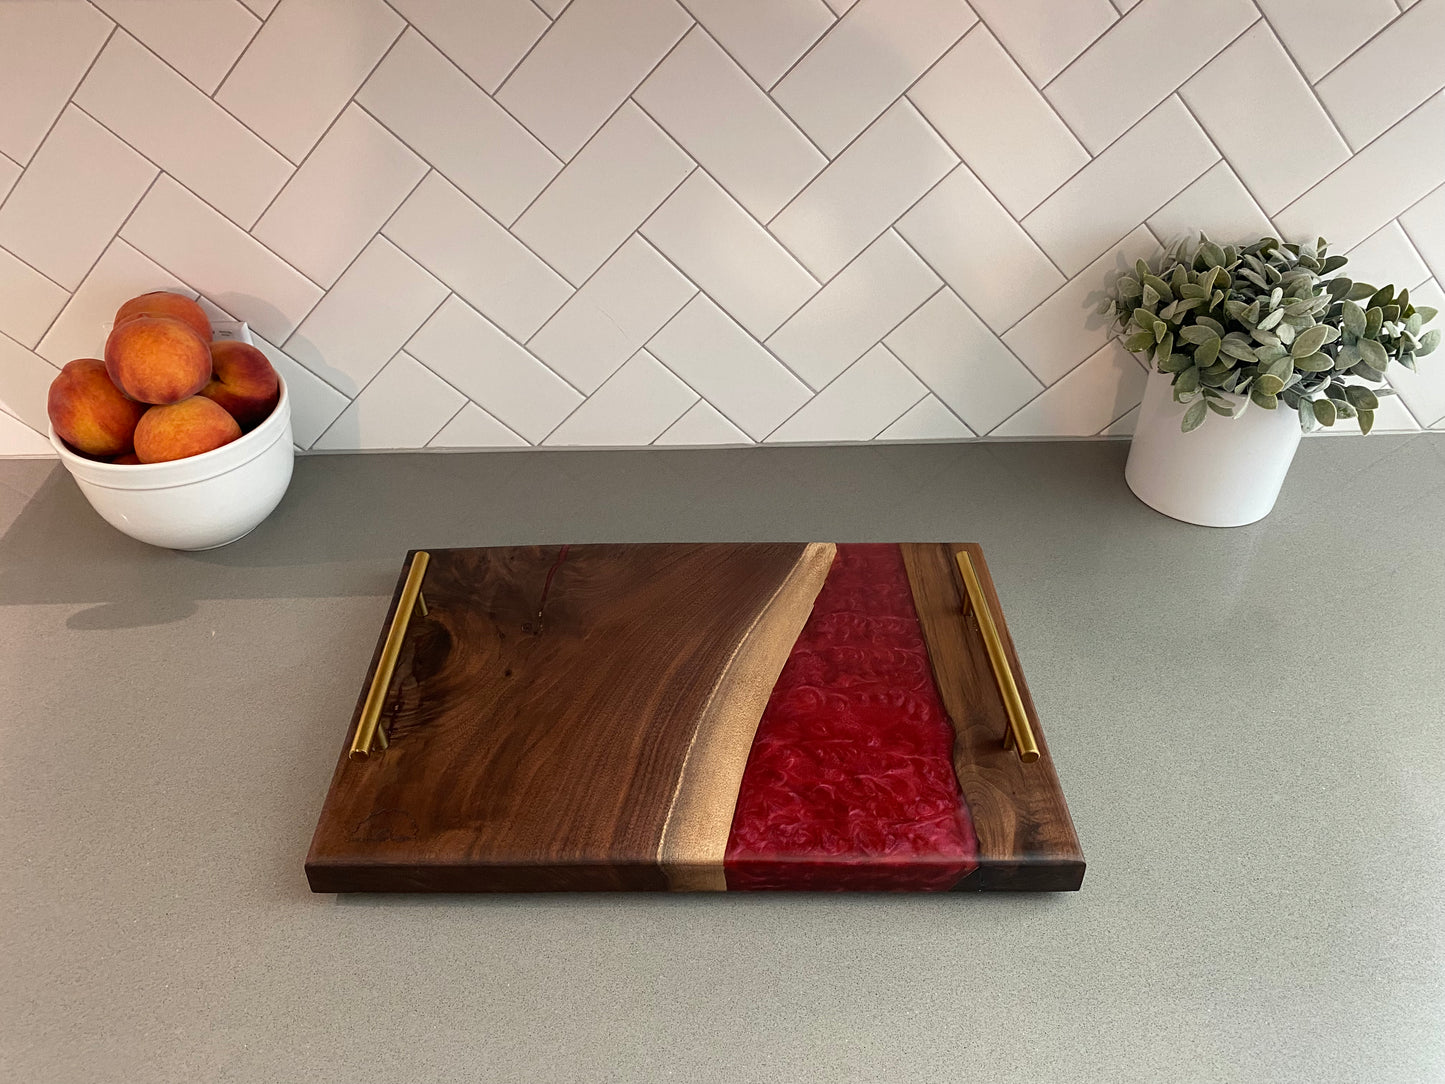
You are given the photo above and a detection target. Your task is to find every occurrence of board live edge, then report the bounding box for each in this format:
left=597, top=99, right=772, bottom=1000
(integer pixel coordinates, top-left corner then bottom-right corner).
left=306, top=543, right=1084, bottom=893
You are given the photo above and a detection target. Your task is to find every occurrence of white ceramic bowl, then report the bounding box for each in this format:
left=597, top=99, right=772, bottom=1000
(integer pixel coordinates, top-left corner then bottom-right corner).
left=49, top=375, right=294, bottom=550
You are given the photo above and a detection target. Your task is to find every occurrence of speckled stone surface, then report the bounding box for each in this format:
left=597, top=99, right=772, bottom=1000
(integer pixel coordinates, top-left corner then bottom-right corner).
left=2, top=438, right=1443, bottom=1084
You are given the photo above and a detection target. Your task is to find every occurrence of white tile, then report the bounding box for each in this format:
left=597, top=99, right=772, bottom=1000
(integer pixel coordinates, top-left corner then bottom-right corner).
left=252, top=105, right=426, bottom=288
left=240, top=0, right=280, bottom=15
left=245, top=332, right=350, bottom=448
left=384, top=173, right=572, bottom=341
left=0, top=107, right=156, bottom=290
left=0, top=248, right=68, bottom=350
left=512, top=104, right=692, bottom=286
left=884, top=290, right=1043, bottom=434
left=654, top=399, right=752, bottom=445
left=429, top=402, right=528, bottom=448
left=1002, top=226, right=1160, bottom=385
left=1023, top=97, right=1218, bottom=277
left=37, top=239, right=192, bottom=367
left=496, top=0, right=692, bottom=159
left=282, top=237, right=447, bottom=395
left=529, top=237, right=695, bottom=393
left=1181, top=24, right=1349, bottom=214
left=1145, top=161, right=1275, bottom=248
left=74, top=33, right=291, bottom=227
left=895, top=166, right=1063, bottom=334
left=679, top=0, right=833, bottom=88
left=1400, top=184, right=1445, bottom=285
left=822, top=0, right=857, bottom=14
left=0, top=156, right=17, bottom=205
left=1099, top=404, right=1138, bottom=437
left=1316, top=1, right=1445, bottom=149
left=1043, top=0, right=1256, bottom=154
left=634, top=28, right=824, bottom=221
left=771, top=0, right=974, bottom=155
left=120, top=177, right=323, bottom=343
left=386, top=0, right=548, bottom=93
left=770, top=101, right=957, bottom=281
left=357, top=29, right=560, bottom=223
left=969, top=0, right=1116, bottom=87
left=649, top=294, right=813, bottom=439
left=314, top=352, right=465, bottom=449
left=534, top=0, right=571, bottom=14
left=767, top=344, right=925, bottom=442
left=0, top=1, right=111, bottom=164
left=1275, top=94, right=1445, bottom=251
left=1387, top=279, right=1445, bottom=427
left=1347, top=221, right=1432, bottom=292
left=640, top=172, right=818, bottom=339
left=0, top=408, right=52, bottom=457
left=90, top=0, right=258, bottom=94
left=0, top=331, right=61, bottom=434
left=908, top=28, right=1088, bottom=219
left=878, top=395, right=974, bottom=441
left=407, top=296, right=582, bottom=443
left=1255, top=0, right=1398, bottom=82
left=993, top=339, right=1146, bottom=437
left=217, top=0, right=402, bottom=162
left=767, top=232, right=939, bottom=389
left=1111, top=0, right=1142, bottom=11
left=545, top=350, right=696, bottom=445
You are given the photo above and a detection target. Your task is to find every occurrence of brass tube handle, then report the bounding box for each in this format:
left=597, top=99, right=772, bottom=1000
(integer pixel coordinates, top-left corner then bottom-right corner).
left=350, top=551, right=430, bottom=760
left=954, top=550, right=1039, bottom=764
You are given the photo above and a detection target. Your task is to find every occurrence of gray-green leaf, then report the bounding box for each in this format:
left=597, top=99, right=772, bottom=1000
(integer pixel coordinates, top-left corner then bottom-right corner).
left=1291, top=324, right=1329, bottom=358
left=1182, top=398, right=1208, bottom=433
left=1418, top=329, right=1440, bottom=356
left=1358, top=337, right=1388, bottom=369
left=1359, top=408, right=1375, bottom=435
left=1342, top=300, right=1367, bottom=337
left=1313, top=398, right=1337, bottom=427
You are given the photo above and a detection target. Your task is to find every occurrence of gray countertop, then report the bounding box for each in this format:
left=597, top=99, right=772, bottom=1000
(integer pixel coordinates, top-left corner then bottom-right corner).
left=3, top=438, right=1444, bottom=1084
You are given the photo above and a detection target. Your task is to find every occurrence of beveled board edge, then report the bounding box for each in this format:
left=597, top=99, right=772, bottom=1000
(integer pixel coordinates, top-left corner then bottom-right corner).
left=901, top=543, right=1085, bottom=892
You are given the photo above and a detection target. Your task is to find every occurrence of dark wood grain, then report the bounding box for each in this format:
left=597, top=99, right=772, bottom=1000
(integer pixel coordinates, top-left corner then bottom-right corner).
left=901, top=543, right=1085, bottom=891
left=306, top=543, right=831, bottom=892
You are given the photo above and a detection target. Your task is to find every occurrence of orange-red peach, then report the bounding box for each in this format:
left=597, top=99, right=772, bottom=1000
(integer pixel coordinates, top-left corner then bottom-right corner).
left=200, top=340, right=279, bottom=430
left=105, top=316, right=212, bottom=405
left=111, top=452, right=141, bottom=465
left=134, top=397, right=241, bottom=463
left=47, top=358, right=147, bottom=457
left=115, top=292, right=212, bottom=344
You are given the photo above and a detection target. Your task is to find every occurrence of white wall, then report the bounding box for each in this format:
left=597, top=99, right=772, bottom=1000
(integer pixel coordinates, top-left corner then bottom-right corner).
left=2, top=0, right=1445, bottom=456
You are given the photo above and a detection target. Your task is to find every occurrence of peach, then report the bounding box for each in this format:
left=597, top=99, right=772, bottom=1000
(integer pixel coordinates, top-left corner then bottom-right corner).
left=199, top=340, right=279, bottom=430
left=47, top=358, right=147, bottom=457
left=110, top=452, right=141, bottom=465
left=115, top=292, right=212, bottom=344
left=105, top=316, right=212, bottom=405
left=134, top=396, right=241, bottom=463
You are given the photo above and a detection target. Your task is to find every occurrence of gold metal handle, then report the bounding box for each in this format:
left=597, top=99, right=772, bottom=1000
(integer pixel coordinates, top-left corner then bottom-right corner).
left=954, top=550, right=1039, bottom=763
left=350, top=551, right=430, bottom=760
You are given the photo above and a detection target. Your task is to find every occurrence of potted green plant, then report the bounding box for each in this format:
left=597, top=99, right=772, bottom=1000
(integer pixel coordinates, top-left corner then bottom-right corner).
left=1107, top=235, right=1438, bottom=526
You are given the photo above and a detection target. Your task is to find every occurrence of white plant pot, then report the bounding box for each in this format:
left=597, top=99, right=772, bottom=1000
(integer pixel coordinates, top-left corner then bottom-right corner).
left=1125, top=369, right=1303, bottom=527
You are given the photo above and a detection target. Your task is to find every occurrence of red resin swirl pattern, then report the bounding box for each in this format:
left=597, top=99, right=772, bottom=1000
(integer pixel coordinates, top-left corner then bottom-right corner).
left=724, top=544, right=978, bottom=890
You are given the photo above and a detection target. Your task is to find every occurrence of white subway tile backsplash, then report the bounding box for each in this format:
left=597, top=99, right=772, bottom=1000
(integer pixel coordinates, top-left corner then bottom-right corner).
left=993, top=338, right=1146, bottom=437
left=246, top=332, right=350, bottom=448
left=76, top=33, right=292, bottom=227
left=1401, top=186, right=1445, bottom=286
left=534, top=0, right=572, bottom=16
left=239, top=0, right=280, bottom=16
left=1145, top=161, right=1274, bottom=248
left=895, top=165, right=1063, bottom=334
left=0, top=107, right=155, bottom=291
left=385, top=173, right=571, bottom=340
left=884, top=290, right=1043, bottom=434
left=654, top=399, right=751, bottom=445
left=909, top=28, right=1089, bottom=219
left=282, top=237, right=446, bottom=395
left=771, top=0, right=975, bottom=156
left=358, top=29, right=561, bottom=224
left=767, top=232, right=939, bottom=389
left=0, top=331, right=61, bottom=434
left=968, top=0, right=1116, bottom=87
left=0, top=2, right=111, bottom=164
left=1256, top=0, right=1398, bottom=82
left=650, top=294, right=812, bottom=439
left=496, top=0, right=692, bottom=159
left=529, top=236, right=695, bottom=393
left=1316, top=0, right=1445, bottom=149
left=1347, top=220, right=1432, bottom=291
left=767, top=344, right=925, bottom=442
left=408, top=296, right=581, bottom=443
left=635, top=29, right=824, bottom=221
left=0, top=248, right=68, bottom=350
left=679, top=0, right=833, bottom=89
left=386, top=0, right=548, bottom=93
left=429, top=402, right=528, bottom=448
left=252, top=106, right=426, bottom=289
left=513, top=105, right=692, bottom=286
left=217, top=0, right=403, bottom=163
left=90, top=0, right=258, bottom=94
left=878, top=395, right=973, bottom=441
left=641, top=172, right=818, bottom=339
left=0, top=156, right=18, bottom=206
left=545, top=350, right=696, bottom=445
left=1044, top=0, right=1256, bottom=154
left=314, top=351, right=465, bottom=449
left=0, top=406, right=51, bottom=455
left=770, top=101, right=957, bottom=281
left=1023, top=97, right=1218, bottom=277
